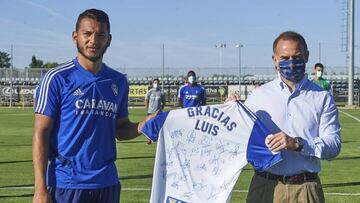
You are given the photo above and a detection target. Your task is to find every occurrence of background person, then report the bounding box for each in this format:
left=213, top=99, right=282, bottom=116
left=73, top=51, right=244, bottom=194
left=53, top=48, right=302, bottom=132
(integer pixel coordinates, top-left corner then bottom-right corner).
left=177, top=70, right=206, bottom=108
left=145, top=78, right=166, bottom=115
left=312, top=62, right=331, bottom=91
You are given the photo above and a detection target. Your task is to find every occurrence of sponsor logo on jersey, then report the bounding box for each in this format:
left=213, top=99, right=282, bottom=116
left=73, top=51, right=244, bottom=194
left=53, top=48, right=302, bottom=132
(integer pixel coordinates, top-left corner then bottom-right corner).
left=75, top=98, right=117, bottom=119
left=185, top=94, right=199, bottom=100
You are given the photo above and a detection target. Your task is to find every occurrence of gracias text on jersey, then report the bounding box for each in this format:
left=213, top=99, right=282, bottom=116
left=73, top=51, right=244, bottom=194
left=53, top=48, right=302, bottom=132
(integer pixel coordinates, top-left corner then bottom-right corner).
left=187, top=106, right=237, bottom=136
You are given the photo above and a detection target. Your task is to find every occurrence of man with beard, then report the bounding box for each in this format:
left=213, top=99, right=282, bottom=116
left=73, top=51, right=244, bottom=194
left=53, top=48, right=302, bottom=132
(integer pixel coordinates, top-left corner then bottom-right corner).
left=32, top=9, right=152, bottom=203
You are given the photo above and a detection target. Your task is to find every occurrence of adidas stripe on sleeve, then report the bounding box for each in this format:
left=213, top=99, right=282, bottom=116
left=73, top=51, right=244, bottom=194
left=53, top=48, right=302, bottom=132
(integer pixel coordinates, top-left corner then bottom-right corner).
left=35, top=61, right=74, bottom=117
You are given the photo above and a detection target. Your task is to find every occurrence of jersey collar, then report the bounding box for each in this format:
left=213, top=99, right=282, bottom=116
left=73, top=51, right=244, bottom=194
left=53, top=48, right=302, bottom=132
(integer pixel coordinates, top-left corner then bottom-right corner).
left=73, top=57, right=107, bottom=78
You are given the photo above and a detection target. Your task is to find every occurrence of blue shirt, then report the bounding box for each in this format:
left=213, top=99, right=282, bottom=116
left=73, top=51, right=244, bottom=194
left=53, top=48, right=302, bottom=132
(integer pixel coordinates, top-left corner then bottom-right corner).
left=178, top=83, right=206, bottom=108
left=245, top=77, right=341, bottom=175
left=35, top=58, right=129, bottom=189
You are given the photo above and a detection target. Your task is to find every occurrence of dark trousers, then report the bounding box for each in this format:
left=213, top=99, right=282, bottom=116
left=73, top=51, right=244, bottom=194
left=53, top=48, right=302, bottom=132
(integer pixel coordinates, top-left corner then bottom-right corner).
left=48, top=182, right=121, bottom=203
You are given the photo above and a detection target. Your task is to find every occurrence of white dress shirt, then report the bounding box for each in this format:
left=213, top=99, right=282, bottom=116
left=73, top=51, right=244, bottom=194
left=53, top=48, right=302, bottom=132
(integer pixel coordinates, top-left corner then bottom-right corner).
left=245, top=77, right=341, bottom=175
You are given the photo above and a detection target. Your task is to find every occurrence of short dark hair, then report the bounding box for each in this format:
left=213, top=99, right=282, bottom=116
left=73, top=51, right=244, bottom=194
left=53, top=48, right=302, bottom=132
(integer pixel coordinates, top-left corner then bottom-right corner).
left=273, top=31, right=307, bottom=53
left=76, top=9, right=110, bottom=33
left=153, top=78, right=160, bottom=83
left=187, top=70, right=196, bottom=77
left=314, top=63, right=324, bottom=69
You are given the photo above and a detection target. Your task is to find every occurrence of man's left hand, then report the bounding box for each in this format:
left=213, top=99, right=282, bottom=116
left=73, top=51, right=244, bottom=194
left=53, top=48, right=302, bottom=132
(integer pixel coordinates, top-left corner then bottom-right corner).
left=266, top=131, right=299, bottom=152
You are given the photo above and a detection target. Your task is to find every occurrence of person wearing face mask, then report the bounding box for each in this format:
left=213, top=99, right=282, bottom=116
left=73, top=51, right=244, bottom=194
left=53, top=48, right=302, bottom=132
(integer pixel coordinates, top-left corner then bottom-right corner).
left=312, top=63, right=331, bottom=91
left=177, top=70, right=206, bottom=108
left=234, top=31, right=340, bottom=203
left=145, top=78, right=166, bottom=115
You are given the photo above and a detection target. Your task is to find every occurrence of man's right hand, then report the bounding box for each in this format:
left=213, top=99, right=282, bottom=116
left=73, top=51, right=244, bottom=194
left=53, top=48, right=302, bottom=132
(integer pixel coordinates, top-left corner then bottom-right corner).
left=33, top=190, right=52, bottom=203
left=137, top=110, right=159, bottom=135
left=225, top=93, right=240, bottom=103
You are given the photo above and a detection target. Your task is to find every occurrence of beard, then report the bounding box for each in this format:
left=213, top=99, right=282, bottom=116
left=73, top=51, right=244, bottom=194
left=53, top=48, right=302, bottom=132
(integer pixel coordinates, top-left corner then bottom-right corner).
left=76, top=42, right=108, bottom=62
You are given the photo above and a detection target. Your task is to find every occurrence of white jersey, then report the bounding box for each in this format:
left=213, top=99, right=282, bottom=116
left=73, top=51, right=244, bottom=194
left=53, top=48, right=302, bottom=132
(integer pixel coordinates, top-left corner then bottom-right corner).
left=142, top=101, right=282, bottom=203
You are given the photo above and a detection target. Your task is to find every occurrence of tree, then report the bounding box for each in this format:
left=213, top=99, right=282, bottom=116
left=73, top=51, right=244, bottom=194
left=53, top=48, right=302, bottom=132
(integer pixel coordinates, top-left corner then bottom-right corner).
left=43, top=62, right=59, bottom=69
left=0, top=51, right=11, bottom=68
left=29, top=55, right=44, bottom=69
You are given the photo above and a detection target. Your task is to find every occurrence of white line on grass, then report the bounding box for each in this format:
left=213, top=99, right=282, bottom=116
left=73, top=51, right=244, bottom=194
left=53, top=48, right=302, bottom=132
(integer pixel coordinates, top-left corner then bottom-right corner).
left=339, top=110, right=360, bottom=123
left=1, top=186, right=360, bottom=196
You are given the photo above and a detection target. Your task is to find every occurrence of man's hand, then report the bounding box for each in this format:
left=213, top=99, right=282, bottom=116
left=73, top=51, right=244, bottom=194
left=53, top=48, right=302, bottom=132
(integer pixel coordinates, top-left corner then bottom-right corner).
left=137, top=111, right=159, bottom=134
left=225, top=93, right=240, bottom=103
left=33, top=190, right=52, bottom=203
left=266, top=131, right=299, bottom=152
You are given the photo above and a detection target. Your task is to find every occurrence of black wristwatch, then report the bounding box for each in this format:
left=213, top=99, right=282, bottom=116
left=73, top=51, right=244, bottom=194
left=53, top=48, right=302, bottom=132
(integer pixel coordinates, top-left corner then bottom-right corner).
left=294, top=137, right=304, bottom=152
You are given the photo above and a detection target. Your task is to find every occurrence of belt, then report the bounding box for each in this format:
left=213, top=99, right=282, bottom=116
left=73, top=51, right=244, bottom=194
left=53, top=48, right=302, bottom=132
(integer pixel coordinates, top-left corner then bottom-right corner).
left=255, top=171, right=318, bottom=184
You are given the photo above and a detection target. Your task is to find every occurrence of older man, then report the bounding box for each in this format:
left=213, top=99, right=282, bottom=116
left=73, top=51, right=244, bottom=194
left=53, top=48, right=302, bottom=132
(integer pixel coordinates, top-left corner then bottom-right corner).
left=243, top=31, right=341, bottom=203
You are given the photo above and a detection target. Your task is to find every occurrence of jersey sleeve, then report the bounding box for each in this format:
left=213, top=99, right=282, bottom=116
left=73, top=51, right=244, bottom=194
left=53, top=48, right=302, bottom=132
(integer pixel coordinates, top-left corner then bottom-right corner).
left=325, top=80, right=331, bottom=91
left=117, top=79, right=129, bottom=118
left=246, top=118, right=283, bottom=171
left=141, top=112, right=169, bottom=142
left=238, top=101, right=283, bottom=171
left=177, top=85, right=184, bottom=98
left=34, top=74, right=61, bottom=118
left=145, top=89, right=151, bottom=100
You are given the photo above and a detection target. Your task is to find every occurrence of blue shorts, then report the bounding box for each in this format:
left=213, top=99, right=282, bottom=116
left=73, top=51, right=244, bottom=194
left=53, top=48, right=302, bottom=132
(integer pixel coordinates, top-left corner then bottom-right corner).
left=48, top=182, right=121, bottom=203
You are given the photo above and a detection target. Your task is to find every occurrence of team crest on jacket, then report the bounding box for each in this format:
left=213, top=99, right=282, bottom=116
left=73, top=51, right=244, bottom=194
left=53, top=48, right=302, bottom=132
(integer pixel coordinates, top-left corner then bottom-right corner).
left=111, top=83, right=118, bottom=96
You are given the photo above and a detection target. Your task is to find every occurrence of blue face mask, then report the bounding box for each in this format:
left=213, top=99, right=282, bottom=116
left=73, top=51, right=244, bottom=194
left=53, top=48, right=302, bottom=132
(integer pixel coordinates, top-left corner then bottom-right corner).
left=278, top=59, right=306, bottom=83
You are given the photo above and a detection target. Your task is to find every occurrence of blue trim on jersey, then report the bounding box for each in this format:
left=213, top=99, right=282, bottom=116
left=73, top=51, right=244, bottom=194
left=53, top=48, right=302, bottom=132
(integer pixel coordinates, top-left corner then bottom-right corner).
left=237, top=100, right=283, bottom=171
left=246, top=119, right=283, bottom=171
left=141, top=112, right=169, bottom=142
left=236, top=100, right=257, bottom=120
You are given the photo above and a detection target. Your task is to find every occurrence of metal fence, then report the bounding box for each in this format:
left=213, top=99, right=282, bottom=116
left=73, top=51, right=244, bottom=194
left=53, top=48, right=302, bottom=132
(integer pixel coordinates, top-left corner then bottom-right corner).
left=0, top=67, right=359, bottom=107
left=1, top=65, right=359, bottom=81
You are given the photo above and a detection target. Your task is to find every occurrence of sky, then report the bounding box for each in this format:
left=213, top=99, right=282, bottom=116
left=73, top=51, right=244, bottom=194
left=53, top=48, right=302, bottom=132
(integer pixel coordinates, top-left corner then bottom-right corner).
left=0, top=0, right=359, bottom=75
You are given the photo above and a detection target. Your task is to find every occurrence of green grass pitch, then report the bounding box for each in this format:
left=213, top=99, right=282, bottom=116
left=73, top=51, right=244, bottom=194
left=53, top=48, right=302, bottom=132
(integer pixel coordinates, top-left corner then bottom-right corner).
left=0, top=107, right=359, bottom=202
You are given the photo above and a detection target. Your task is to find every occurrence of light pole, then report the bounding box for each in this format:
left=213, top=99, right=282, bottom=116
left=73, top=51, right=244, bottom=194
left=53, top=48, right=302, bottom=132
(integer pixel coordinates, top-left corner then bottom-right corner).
left=162, top=44, right=165, bottom=91
left=215, top=43, right=226, bottom=68
left=347, top=0, right=354, bottom=106
left=10, top=44, right=13, bottom=107
left=235, top=43, right=243, bottom=98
